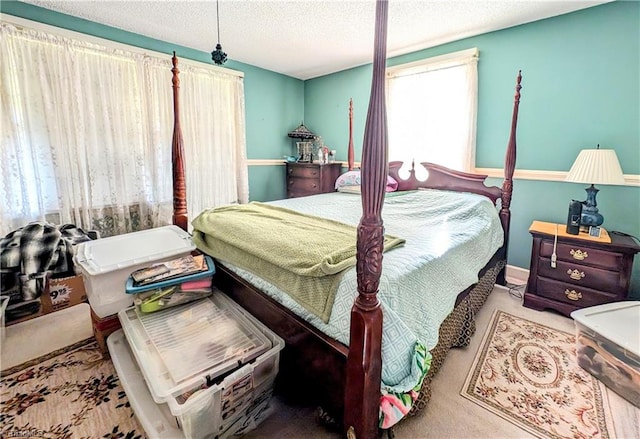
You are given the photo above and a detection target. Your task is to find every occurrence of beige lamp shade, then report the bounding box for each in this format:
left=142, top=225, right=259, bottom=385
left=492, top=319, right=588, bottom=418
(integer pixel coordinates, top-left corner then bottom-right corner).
left=565, top=148, right=625, bottom=186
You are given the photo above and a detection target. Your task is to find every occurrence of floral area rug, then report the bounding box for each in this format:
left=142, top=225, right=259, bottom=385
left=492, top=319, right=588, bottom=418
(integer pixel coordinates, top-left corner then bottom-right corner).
left=461, top=310, right=615, bottom=439
left=1, top=338, right=146, bottom=439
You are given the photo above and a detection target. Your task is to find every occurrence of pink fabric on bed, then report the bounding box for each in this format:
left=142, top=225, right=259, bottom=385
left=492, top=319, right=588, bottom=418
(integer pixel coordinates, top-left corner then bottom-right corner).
left=385, top=176, right=398, bottom=192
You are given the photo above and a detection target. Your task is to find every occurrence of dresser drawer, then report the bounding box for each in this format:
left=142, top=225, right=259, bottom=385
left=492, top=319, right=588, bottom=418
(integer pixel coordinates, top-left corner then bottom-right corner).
left=539, top=240, right=623, bottom=271
left=536, top=277, right=620, bottom=308
left=287, top=165, right=321, bottom=179
left=537, top=257, right=624, bottom=294
left=288, top=177, right=321, bottom=194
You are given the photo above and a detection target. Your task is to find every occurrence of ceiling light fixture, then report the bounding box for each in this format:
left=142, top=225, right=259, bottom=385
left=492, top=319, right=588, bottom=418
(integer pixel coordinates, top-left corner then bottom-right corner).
left=211, top=0, right=228, bottom=65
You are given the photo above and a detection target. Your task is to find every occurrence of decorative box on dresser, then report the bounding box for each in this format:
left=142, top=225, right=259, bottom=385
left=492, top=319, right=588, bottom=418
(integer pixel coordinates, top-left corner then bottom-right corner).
left=524, top=221, right=640, bottom=317
left=286, top=162, right=342, bottom=198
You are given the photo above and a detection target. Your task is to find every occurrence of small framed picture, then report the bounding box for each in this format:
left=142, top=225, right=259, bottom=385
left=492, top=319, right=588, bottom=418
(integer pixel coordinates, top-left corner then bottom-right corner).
left=589, top=226, right=602, bottom=238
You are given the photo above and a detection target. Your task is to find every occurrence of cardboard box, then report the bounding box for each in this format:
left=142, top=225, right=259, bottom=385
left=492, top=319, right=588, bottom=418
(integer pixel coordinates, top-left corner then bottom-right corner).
left=5, top=275, right=88, bottom=326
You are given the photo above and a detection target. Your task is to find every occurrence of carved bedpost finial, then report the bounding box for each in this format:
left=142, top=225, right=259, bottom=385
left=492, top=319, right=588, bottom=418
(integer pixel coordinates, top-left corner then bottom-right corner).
left=497, top=70, right=522, bottom=285
left=501, top=70, right=521, bottom=213
left=348, top=98, right=355, bottom=171
left=171, top=52, right=188, bottom=232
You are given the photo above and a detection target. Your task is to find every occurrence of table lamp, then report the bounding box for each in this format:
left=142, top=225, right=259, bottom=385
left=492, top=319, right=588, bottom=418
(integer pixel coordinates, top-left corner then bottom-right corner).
left=565, top=144, right=625, bottom=228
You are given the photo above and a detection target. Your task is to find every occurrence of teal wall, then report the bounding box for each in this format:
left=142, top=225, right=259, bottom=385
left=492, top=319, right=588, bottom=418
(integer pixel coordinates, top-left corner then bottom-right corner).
left=0, top=1, right=301, bottom=203
left=3, top=1, right=639, bottom=295
left=304, top=1, right=640, bottom=297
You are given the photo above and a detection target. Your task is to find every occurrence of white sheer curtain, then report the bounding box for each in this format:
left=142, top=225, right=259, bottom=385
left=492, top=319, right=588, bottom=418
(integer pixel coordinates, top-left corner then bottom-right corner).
left=0, top=19, right=247, bottom=237
left=387, top=48, right=478, bottom=178
left=179, top=62, right=248, bottom=227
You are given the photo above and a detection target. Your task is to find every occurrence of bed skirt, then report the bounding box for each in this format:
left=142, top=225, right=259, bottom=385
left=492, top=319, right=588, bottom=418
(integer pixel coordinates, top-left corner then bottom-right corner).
left=407, top=259, right=506, bottom=416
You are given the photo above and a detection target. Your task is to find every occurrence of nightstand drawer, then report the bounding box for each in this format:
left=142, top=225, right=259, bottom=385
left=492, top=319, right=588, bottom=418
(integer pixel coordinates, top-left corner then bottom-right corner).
left=540, top=240, right=623, bottom=271
left=537, top=258, right=624, bottom=293
left=287, top=165, right=321, bottom=179
left=536, top=277, right=619, bottom=308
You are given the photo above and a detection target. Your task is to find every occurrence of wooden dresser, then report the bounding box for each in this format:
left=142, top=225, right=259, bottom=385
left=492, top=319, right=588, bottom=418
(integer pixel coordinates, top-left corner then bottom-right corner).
left=524, top=221, right=640, bottom=317
left=286, top=162, right=342, bottom=198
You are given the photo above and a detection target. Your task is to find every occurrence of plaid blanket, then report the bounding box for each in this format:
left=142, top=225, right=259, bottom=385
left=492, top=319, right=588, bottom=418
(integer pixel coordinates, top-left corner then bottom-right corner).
left=0, top=223, right=93, bottom=301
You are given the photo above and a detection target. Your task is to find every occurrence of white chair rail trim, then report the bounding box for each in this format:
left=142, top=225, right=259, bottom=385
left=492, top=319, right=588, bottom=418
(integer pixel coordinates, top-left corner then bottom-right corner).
left=248, top=160, right=639, bottom=186
left=474, top=167, right=639, bottom=187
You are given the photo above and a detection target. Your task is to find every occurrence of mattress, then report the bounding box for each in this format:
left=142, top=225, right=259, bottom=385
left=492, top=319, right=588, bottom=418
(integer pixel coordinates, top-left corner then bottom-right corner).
left=198, top=189, right=503, bottom=393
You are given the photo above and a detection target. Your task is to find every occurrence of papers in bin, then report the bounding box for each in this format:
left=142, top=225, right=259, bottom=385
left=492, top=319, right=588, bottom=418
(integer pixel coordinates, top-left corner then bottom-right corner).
left=125, top=255, right=216, bottom=295
left=135, top=279, right=213, bottom=313
left=130, top=254, right=208, bottom=286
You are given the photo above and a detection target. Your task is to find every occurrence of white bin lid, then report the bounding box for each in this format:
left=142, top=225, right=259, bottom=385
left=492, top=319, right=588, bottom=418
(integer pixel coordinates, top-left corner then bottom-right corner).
left=571, top=301, right=640, bottom=357
left=74, top=225, right=194, bottom=275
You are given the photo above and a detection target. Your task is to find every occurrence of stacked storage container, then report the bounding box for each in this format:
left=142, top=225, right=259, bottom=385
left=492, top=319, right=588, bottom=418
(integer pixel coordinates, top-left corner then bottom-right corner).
left=125, top=254, right=216, bottom=313
left=108, top=293, right=284, bottom=438
left=74, top=225, right=196, bottom=318
left=74, top=225, right=283, bottom=437
left=571, top=301, right=640, bottom=408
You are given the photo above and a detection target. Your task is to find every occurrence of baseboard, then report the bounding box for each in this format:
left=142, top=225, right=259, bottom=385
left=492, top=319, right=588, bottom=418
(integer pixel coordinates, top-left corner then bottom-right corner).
left=505, top=264, right=529, bottom=286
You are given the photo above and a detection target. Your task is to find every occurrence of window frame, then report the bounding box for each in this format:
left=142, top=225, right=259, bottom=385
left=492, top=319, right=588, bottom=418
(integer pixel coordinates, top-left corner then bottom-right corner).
left=385, top=47, right=479, bottom=174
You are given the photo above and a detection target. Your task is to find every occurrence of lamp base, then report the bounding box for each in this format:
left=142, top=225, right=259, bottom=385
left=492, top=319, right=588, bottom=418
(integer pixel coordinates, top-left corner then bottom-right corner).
left=580, top=210, right=604, bottom=227
left=579, top=184, right=604, bottom=227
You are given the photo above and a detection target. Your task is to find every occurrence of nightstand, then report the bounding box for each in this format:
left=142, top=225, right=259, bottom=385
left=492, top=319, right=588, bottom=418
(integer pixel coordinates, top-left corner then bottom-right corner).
left=286, top=162, right=342, bottom=198
left=524, top=221, right=640, bottom=317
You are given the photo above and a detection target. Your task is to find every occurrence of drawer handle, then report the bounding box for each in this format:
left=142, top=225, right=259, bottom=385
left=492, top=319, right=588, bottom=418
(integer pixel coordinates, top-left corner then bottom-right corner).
left=312, top=171, right=317, bottom=176
left=570, top=249, right=588, bottom=260
left=289, top=180, right=294, bottom=185
left=567, top=269, right=585, bottom=281
left=564, top=289, right=582, bottom=301
left=312, top=184, right=317, bottom=188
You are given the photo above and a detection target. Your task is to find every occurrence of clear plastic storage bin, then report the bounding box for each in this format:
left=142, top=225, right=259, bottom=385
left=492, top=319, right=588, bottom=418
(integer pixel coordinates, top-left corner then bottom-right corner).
left=109, top=293, right=284, bottom=439
left=74, top=225, right=195, bottom=318
left=571, top=301, right=640, bottom=408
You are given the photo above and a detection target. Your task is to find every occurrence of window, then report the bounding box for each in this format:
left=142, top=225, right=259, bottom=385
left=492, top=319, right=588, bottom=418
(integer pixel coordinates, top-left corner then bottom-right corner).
left=386, top=48, right=479, bottom=178
left=0, top=17, right=247, bottom=237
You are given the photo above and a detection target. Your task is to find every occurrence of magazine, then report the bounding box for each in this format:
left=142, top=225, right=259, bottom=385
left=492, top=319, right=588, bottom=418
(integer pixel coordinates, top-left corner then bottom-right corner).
left=131, top=254, right=208, bottom=286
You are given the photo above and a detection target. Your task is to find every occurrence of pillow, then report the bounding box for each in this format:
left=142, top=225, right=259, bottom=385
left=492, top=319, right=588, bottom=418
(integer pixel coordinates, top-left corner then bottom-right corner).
left=334, top=170, right=361, bottom=189
left=334, top=170, right=398, bottom=192
left=337, top=185, right=361, bottom=194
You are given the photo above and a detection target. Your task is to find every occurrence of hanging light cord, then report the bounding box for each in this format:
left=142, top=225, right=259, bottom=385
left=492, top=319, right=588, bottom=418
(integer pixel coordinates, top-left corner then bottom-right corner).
left=216, top=0, right=221, bottom=44
left=211, top=0, right=228, bottom=65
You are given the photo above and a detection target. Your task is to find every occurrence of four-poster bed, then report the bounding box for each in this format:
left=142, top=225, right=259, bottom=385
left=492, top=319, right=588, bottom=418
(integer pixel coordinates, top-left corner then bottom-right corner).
left=170, top=2, right=522, bottom=437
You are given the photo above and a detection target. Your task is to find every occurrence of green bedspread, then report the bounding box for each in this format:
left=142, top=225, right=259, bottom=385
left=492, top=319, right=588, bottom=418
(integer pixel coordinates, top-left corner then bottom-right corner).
left=191, top=202, right=405, bottom=322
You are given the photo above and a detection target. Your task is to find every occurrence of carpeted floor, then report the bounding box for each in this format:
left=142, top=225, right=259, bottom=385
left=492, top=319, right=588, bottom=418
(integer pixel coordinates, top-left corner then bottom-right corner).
left=1, top=337, right=145, bottom=439
left=2, top=287, right=639, bottom=439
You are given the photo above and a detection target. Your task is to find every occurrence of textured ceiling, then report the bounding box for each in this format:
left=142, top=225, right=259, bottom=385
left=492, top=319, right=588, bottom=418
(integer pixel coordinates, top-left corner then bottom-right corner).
left=20, top=0, right=609, bottom=79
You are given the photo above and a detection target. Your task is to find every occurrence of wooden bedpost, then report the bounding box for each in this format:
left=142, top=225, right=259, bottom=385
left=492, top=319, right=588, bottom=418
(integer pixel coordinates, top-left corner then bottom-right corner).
left=171, top=52, right=188, bottom=232
left=345, top=1, right=388, bottom=438
left=497, top=70, right=522, bottom=285
left=348, top=98, right=355, bottom=171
